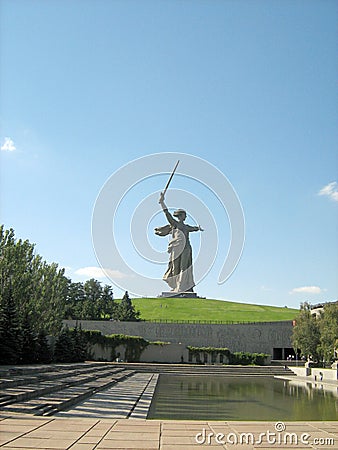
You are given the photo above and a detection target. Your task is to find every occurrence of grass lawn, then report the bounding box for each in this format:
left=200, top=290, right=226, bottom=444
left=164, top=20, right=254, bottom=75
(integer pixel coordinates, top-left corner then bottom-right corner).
left=123, top=297, right=299, bottom=323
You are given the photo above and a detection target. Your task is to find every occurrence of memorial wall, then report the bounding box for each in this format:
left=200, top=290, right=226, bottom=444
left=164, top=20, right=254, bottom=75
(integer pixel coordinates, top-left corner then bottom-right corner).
left=64, top=320, right=293, bottom=356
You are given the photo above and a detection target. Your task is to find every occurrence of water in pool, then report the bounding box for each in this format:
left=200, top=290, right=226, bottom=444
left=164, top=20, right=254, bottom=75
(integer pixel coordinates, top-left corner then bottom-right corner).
left=148, top=375, right=338, bottom=420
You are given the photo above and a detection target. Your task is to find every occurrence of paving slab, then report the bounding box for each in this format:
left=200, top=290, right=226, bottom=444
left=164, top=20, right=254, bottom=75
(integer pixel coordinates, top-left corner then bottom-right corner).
left=97, top=441, right=159, bottom=449
left=0, top=416, right=336, bottom=449
left=67, top=445, right=97, bottom=450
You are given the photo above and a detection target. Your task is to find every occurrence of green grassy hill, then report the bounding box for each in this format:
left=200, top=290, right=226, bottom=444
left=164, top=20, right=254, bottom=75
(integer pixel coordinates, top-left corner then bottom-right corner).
left=127, top=297, right=298, bottom=323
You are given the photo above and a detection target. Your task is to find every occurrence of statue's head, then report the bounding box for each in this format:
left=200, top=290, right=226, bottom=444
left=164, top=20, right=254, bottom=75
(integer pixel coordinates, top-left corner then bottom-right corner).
left=173, top=209, right=187, bottom=222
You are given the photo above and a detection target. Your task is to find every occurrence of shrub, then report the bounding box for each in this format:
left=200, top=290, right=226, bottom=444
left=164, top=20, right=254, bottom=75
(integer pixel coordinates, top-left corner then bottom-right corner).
left=229, top=352, right=269, bottom=365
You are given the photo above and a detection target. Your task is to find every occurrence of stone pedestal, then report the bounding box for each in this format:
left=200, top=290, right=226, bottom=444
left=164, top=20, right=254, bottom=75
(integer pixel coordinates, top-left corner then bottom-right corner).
left=158, top=291, right=200, bottom=298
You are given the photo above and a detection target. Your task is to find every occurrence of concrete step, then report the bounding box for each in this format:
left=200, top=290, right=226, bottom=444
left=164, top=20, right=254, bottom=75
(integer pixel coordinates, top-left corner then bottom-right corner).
left=0, top=362, right=105, bottom=378
left=0, top=362, right=119, bottom=389
left=1, top=370, right=135, bottom=416
left=56, top=372, right=158, bottom=419
left=0, top=366, right=127, bottom=408
left=112, top=363, right=296, bottom=377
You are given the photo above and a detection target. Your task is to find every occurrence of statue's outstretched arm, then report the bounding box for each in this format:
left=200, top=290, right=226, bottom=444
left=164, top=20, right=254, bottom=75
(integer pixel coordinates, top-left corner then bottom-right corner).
left=186, top=224, right=204, bottom=232
left=159, top=192, right=177, bottom=226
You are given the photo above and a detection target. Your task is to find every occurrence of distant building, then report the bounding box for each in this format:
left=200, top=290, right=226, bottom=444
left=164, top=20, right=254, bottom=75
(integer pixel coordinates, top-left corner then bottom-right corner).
left=310, top=300, right=338, bottom=318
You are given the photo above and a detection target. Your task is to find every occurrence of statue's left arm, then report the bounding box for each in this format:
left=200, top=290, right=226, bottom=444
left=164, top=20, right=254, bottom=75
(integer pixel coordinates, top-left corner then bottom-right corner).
left=186, top=224, right=204, bottom=232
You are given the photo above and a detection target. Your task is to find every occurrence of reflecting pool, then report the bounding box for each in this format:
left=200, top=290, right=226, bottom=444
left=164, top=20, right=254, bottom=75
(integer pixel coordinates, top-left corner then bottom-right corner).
left=148, top=375, right=338, bottom=420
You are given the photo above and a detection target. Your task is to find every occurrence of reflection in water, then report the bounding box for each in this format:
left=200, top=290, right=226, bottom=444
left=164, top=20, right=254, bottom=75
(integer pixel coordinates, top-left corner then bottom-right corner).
left=148, top=375, right=338, bottom=420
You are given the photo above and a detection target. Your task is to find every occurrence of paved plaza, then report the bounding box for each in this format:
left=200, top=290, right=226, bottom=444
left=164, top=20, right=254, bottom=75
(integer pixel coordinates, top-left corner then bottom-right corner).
left=0, top=416, right=337, bottom=449
left=0, top=364, right=337, bottom=449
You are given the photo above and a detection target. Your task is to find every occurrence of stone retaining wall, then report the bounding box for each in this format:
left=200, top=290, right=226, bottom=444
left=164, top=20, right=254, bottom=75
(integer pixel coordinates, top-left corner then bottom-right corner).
left=64, top=320, right=293, bottom=356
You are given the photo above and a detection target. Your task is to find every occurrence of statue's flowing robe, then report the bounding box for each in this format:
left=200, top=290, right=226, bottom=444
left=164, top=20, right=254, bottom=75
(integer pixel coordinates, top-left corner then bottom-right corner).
left=155, top=210, right=199, bottom=292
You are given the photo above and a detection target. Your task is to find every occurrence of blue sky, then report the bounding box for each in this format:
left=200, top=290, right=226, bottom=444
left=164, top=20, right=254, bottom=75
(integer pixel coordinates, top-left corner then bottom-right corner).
left=1, top=0, right=337, bottom=308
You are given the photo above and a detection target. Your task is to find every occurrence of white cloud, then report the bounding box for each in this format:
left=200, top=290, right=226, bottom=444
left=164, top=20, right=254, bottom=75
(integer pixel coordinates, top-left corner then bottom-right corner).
left=1, top=137, right=16, bottom=152
left=318, top=181, right=338, bottom=202
left=289, top=286, right=323, bottom=295
left=75, top=266, right=128, bottom=280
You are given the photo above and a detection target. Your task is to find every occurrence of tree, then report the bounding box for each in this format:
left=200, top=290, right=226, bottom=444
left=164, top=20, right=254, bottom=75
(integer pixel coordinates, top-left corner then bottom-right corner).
left=72, top=323, right=88, bottom=362
left=291, top=302, right=320, bottom=361
left=82, top=279, right=103, bottom=319
left=292, top=301, right=338, bottom=365
left=0, top=225, right=68, bottom=336
left=53, top=325, right=89, bottom=363
left=116, top=291, right=140, bottom=321
left=35, top=330, right=52, bottom=363
left=53, top=327, right=75, bottom=362
left=318, top=302, right=338, bottom=363
left=64, top=280, right=86, bottom=319
left=28, top=261, right=68, bottom=335
left=99, top=284, right=116, bottom=319
left=0, top=279, right=22, bottom=364
left=63, top=279, right=116, bottom=320
left=20, top=312, right=37, bottom=364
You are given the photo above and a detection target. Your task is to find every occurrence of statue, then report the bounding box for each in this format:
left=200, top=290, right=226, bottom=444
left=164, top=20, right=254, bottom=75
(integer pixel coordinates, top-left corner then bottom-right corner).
left=155, top=191, right=203, bottom=293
